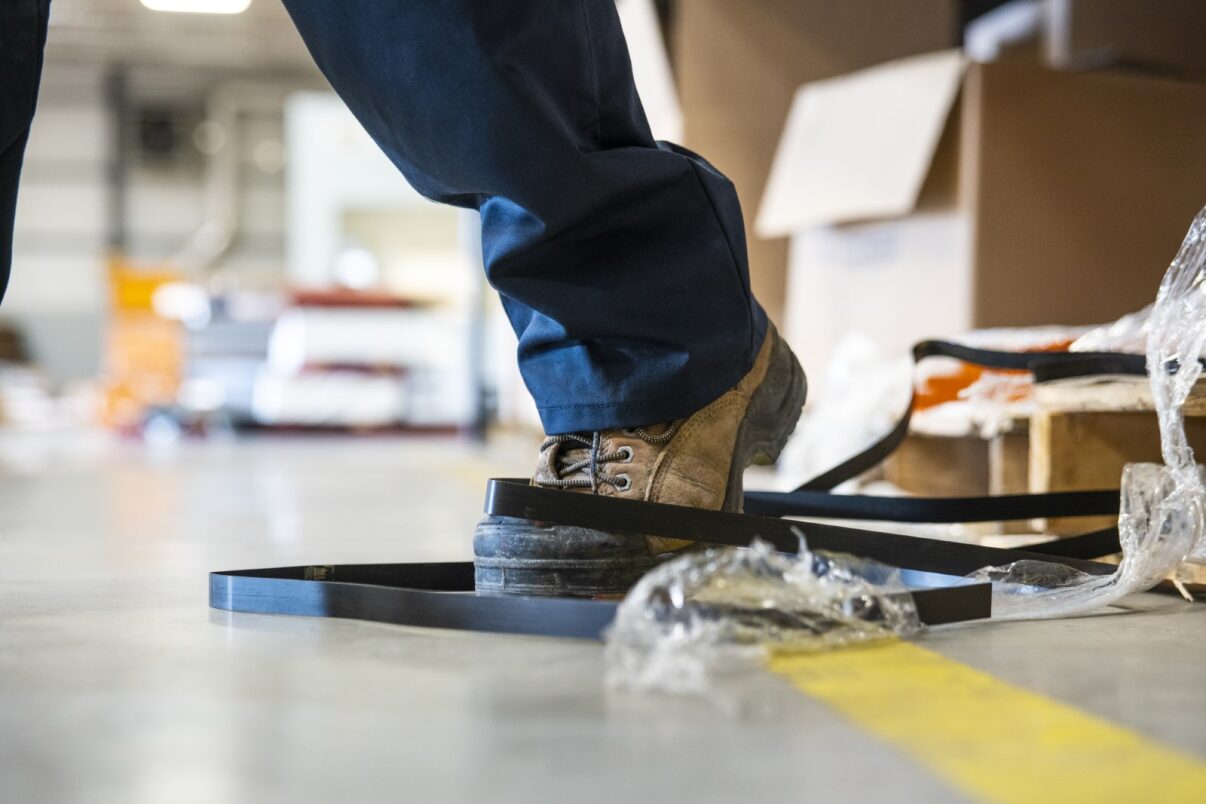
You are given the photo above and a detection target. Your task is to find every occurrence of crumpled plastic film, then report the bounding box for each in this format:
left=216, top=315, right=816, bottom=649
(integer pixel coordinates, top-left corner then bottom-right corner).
left=971, top=205, right=1206, bottom=617
left=604, top=537, right=921, bottom=693
left=1070, top=303, right=1154, bottom=355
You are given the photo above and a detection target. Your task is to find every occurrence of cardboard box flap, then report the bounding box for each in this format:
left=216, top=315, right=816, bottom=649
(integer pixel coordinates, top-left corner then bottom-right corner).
left=756, top=50, right=966, bottom=237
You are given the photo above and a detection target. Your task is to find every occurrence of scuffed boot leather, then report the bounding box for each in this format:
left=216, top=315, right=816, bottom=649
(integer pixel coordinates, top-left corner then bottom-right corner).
left=474, top=324, right=806, bottom=597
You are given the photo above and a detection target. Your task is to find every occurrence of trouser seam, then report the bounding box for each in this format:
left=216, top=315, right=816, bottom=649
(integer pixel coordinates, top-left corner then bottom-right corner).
left=683, top=159, right=759, bottom=368
left=578, top=0, right=603, bottom=146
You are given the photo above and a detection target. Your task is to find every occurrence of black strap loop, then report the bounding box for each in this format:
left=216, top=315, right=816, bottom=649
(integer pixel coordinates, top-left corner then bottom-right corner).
left=794, top=340, right=1152, bottom=493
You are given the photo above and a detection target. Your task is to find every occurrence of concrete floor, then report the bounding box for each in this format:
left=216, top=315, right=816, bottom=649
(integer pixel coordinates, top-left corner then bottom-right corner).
left=1, top=432, right=1204, bottom=803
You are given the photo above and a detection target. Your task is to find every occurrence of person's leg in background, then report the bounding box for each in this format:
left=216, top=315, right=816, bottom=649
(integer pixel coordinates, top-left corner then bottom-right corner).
left=280, top=0, right=805, bottom=595
left=0, top=0, right=52, bottom=304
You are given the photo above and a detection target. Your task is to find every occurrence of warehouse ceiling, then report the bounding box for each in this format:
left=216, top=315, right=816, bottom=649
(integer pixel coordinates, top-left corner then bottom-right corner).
left=46, top=0, right=320, bottom=75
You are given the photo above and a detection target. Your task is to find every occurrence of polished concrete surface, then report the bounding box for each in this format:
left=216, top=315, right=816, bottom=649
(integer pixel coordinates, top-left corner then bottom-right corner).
left=2, top=432, right=1204, bottom=803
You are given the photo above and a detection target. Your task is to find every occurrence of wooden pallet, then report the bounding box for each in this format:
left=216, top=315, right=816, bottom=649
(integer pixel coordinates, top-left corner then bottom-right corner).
left=1031, top=377, right=1206, bottom=535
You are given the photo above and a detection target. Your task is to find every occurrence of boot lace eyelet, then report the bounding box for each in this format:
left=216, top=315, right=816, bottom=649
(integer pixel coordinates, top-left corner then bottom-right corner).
left=617, top=446, right=634, bottom=462
left=614, top=474, right=631, bottom=491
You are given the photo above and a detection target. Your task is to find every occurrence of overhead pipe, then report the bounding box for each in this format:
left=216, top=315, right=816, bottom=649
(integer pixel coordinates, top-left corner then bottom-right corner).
left=171, top=81, right=289, bottom=274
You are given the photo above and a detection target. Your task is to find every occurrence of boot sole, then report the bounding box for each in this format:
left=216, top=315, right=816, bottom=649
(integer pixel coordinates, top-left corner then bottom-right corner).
left=473, top=329, right=807, bottom=597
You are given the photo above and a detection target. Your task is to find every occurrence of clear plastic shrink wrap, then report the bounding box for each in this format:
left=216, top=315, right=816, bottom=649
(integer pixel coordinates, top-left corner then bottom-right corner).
left=973, top=206, right=1206, bottom=615
left=605, top=536, right=921, bottom=693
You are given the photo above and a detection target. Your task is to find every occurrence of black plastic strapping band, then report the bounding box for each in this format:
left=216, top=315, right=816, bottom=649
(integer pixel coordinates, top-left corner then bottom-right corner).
left=211, top=343, right=1154, bottom=637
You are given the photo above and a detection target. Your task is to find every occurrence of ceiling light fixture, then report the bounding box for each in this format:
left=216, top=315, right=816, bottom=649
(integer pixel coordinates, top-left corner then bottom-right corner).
left=140, top=0, right=252, bottom=14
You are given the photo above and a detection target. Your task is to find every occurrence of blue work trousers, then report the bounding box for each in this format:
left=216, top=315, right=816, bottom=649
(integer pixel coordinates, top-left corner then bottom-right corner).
left=2, top=1, right=767, bottom=434
left=0, top=0, right=50, bottom=307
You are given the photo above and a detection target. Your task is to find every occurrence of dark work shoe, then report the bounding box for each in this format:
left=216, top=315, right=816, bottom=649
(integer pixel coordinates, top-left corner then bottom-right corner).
left=473, top=324, right=807, bottom=597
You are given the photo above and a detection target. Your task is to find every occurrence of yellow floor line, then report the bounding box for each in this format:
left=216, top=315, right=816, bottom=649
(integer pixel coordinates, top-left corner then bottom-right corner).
left=769, top=640, right=1206, bottom=804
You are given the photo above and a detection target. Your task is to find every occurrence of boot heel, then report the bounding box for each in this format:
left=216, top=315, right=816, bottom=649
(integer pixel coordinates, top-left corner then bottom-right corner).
left=724, top=328, right=807, bottom=510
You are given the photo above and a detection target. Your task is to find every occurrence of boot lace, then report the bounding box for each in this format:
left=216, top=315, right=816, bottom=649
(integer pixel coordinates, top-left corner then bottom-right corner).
left=537, top=422, right=681, bottom=493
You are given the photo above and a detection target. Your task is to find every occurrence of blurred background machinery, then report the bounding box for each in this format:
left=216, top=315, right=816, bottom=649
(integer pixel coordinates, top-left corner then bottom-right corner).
left=4, top=0, right=1205, bottom=456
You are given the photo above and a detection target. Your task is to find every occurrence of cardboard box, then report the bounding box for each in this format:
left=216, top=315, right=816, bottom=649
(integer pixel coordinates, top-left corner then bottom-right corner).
left=674, top=0, right=957, bottom=324
left=1045, top=0, right=1206, bottom=79
left=758, top=51, right=1206, bottom=384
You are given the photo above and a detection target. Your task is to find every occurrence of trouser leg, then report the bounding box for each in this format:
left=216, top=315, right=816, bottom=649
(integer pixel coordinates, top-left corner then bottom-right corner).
left=280, top=0, right=766, bottom=433
left=0, top=0, right=51, bottom=305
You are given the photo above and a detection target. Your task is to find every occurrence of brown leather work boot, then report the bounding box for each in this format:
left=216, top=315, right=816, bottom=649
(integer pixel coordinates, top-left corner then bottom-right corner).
left=473, top=324, right=806, bottom=597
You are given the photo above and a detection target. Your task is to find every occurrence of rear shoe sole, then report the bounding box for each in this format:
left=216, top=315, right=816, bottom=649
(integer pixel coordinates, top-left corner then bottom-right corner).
left=473, top=330, right=807, bottom=597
